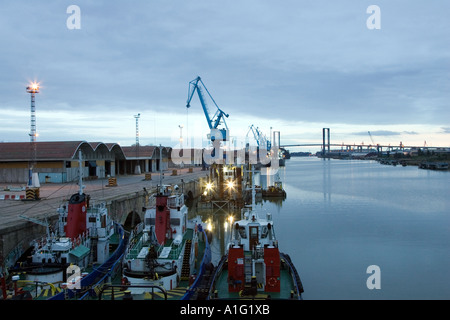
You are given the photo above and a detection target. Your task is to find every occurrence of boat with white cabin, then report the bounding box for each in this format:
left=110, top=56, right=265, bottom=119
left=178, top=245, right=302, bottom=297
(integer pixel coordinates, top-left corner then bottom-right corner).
left=4, top=151, right=126, bottom=300
left=206, top=169, right=303, bottom=300
left=120, top=184, right=211, bottom=299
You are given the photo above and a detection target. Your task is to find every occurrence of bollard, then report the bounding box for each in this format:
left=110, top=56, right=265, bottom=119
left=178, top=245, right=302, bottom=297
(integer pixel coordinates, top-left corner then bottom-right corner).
left=25, top=187, right=39, bottom=200
left=107, top=177, right=117, bottom=187
left=26, top=188, right=35, bottom=200
left=34, top=187, right=40, bottom=199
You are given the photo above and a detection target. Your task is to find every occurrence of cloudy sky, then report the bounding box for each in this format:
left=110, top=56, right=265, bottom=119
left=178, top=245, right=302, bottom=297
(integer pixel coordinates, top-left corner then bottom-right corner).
left=0, top=0, right=448, bottom=151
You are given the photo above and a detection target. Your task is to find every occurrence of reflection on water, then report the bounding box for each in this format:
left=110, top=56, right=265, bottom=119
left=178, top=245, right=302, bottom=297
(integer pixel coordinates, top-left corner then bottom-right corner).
left=188, top=166, right=289, bottom=265
left=189, top=157, right=450, bottom=299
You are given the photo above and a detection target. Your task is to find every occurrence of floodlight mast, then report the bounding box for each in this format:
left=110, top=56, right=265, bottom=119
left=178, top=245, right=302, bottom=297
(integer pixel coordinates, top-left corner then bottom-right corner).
left=26, top=82, right=39, bottom=187
left=134, top=113, right=141, bottom=174
left=26, top=82, right=39, bottom=143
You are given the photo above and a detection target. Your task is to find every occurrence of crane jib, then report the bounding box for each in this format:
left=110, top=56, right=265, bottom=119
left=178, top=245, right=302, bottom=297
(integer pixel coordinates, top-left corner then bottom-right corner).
left=186, top=76, right=229, bottom=141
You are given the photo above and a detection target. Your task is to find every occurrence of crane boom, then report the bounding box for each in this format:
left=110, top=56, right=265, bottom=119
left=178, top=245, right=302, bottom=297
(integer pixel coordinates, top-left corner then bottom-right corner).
left=246, top=124, right=271, bottom=150
left=368, top=131, right=375, bottom=145
left=186, top=76, right=229, bottom=141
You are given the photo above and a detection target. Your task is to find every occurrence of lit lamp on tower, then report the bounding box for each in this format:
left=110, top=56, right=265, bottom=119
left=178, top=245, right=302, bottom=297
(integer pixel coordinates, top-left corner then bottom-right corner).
left=26, top=82, right=40, bottom=187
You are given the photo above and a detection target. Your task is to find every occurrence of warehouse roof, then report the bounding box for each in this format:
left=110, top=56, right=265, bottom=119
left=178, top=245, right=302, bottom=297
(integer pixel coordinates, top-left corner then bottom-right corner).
left=0, top=141, right=171, bottom=161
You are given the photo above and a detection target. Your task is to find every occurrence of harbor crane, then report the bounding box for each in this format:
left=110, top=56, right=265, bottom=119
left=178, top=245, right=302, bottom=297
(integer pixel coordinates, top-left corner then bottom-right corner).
left=186, top=76, right=229, bottom=142
left=368, top=131, right=380, bottom=148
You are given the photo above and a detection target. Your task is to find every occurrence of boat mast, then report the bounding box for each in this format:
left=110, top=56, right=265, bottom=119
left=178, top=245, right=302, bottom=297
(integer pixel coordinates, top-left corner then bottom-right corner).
left=251, top=165, right=256, bottom=211
left=159, top=144, right=163, bottom=193
left=78, top=150, right=84, bottom=195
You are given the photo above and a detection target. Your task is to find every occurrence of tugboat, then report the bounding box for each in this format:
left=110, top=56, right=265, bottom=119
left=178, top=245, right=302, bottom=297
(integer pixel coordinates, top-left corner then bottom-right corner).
left=206, top=169, right=303, bottom=300
left=121, top=184, right=211, bottom=299
left=5, top=151, right=126, bottom=300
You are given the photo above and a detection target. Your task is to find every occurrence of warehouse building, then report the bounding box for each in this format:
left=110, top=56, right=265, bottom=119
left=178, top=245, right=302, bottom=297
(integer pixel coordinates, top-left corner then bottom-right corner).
left=0, top=141, right=170, bottom=184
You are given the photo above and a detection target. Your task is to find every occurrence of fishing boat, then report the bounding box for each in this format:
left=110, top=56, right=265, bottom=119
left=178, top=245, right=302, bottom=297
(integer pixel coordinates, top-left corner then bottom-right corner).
left=206, top=170, right=303, bottom=300
left=4, top=151, right=126, bottom=300
left=120, top=184, right=212, bottom=300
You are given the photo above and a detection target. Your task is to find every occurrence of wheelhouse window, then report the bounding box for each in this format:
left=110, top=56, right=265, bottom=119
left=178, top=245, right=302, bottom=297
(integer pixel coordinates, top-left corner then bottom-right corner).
left=239, top=226, right=247, bottom=239
left=261, top=226, right=269, bottom=238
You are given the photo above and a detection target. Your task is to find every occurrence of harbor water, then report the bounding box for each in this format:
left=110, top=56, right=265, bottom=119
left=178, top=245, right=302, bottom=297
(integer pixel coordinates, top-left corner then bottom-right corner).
left=196, top=157, right=450, bottom=300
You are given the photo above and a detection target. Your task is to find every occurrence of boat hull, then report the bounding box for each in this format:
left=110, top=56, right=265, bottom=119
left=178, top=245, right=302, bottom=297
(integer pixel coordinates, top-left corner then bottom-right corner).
left=48, top=223, right=126, bottom=300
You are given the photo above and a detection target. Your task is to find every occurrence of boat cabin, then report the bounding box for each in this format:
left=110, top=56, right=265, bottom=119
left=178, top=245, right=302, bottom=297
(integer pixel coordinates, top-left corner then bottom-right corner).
left=230, top=211, right=277, bottom=251
left=144, top=185, right=188, bottom=246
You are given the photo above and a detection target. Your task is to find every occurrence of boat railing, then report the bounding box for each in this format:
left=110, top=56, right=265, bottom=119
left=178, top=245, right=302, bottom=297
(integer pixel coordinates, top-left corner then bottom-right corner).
left=97, top=284, right=167, bottom=300
left=48, top=223, right=126, bottom=300
left=124, top=222, right=145, bottom=259
left=280, top=252, right=303, bottom=300
left=125, top=236, right=145, bottom=259
left=205, top=253, right=227, bottom=300
left=157, top=238, right=183, bottom=260
left=86, top=201, right=107, bottom=213
left=182, top=229, right=212, bottom=300
left=252, top=246, right=265, bottom=260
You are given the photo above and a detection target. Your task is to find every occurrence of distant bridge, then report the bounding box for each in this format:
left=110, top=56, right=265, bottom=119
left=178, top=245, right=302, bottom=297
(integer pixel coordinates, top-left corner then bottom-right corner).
left=279, top=128, right=449, bottom=154
left=279, top=143, right=442, bottom=149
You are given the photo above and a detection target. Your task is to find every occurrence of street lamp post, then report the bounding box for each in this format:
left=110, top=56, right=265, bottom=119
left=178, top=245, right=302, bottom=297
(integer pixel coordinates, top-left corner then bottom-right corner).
left=134, top=113, right=141, bottom=174
left=179, top=125, right=184, bottom=168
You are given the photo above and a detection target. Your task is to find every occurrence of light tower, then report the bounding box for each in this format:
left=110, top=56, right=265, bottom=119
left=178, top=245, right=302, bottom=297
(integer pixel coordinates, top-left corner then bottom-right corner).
left=179, top=125, right=184, bottom=168
left=178, top=125, right=184, bottom=149
left=26, top=82, right=40, bottom=187
left=134, top=113, right=141, bottom=174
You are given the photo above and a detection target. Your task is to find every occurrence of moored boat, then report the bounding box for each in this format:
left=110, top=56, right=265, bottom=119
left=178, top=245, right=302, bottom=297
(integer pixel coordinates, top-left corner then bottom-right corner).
left=262, top=173, right=286, bottom=198
left=3, top=151, right=126, bottom=300
left=206, top=170, right=303, bottom=300
left=206, top=208, right=303, bottom=300
left=119, top=184, right=212, bottom=300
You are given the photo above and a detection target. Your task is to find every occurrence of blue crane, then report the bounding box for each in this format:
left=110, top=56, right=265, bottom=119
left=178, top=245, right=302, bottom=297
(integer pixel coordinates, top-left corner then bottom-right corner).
left=186, top=76, right=229, bottom=141
left=247, top=124, right=271, bottom=151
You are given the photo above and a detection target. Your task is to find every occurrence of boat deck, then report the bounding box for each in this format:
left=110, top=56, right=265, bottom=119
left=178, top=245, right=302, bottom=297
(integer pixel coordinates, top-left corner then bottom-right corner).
left=212, top=267, right=298, bottom=300
left=96, top=230, right=208, bottom=300
left=209, top=254, right=303, bottom=300
left=126, top=228, right=194, bottom=262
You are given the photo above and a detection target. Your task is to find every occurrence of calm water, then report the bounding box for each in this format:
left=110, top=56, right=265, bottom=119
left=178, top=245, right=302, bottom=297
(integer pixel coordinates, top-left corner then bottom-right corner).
left=195, top=157, right=450, bottom=300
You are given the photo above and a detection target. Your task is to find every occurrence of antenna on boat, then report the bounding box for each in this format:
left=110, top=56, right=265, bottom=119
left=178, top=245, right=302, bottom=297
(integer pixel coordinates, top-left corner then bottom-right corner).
left=19, top=215, right=51, bottom=239
left=159, top=145, right=163, bottom=193
left=251, top=165, right=256, bottom=211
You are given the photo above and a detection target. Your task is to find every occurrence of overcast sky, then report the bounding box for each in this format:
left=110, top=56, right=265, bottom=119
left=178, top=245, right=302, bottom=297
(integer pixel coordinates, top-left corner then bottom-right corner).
left=0, top=1, right=448, bottom=150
